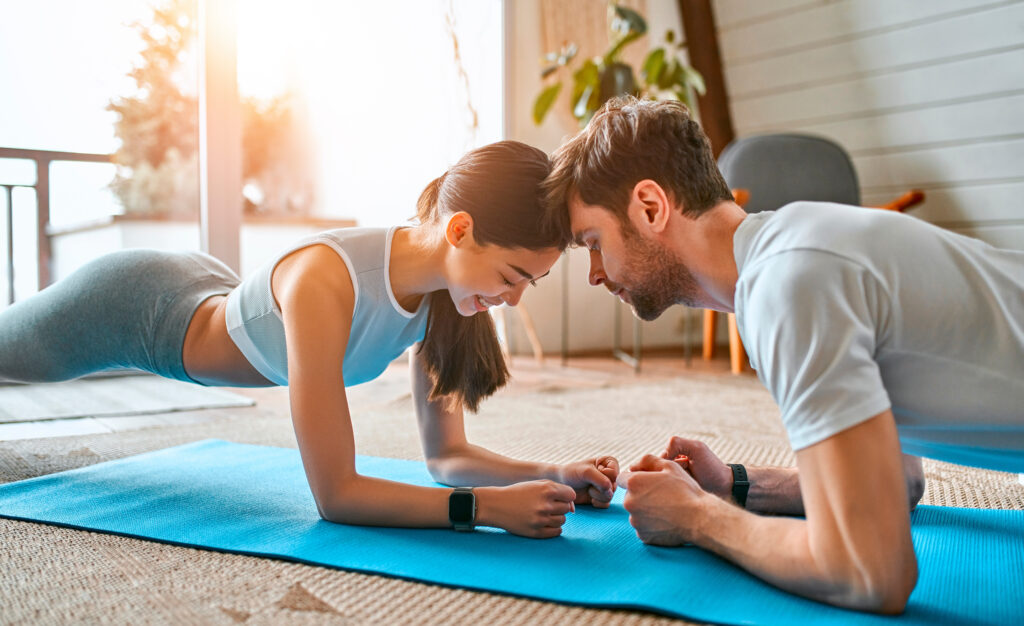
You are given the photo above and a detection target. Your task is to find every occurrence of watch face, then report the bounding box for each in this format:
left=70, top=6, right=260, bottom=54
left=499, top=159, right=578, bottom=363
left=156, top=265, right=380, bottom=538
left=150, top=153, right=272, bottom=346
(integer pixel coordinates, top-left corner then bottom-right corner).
left=450, top=490, right=475, bottom=523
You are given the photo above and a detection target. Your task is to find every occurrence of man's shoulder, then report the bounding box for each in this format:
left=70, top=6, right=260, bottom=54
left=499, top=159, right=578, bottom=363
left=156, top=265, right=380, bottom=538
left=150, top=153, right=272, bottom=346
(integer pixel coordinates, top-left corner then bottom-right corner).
left=739, top=202, right=894, bottom=274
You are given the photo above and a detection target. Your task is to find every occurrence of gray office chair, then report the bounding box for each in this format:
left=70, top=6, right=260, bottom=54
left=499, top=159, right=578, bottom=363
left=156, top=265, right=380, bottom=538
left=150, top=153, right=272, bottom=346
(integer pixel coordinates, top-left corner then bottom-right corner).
left=704, top=133, right=924, bottom=372
left=719, top=133, right=861, bottom=213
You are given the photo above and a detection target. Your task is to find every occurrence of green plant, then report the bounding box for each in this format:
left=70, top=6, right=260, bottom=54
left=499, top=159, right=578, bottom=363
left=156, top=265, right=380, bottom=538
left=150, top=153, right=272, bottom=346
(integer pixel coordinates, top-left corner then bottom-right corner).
left=533, top=3, right=705, bottom=127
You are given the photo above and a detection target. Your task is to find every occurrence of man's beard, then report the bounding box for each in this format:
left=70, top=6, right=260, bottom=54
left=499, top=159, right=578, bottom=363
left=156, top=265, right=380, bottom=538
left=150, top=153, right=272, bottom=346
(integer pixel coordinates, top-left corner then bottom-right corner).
left=619, top=227, right=701, bottom=321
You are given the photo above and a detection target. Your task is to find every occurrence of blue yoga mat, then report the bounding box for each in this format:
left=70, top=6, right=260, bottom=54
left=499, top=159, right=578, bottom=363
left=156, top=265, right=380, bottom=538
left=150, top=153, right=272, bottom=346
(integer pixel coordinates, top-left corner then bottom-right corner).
left=0, top=440, right=1021, bottom=625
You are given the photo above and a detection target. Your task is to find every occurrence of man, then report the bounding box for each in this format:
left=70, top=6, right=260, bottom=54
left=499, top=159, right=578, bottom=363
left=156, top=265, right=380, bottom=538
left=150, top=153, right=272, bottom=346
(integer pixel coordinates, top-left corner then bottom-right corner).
left=542, top=96, right=1024, bottom=614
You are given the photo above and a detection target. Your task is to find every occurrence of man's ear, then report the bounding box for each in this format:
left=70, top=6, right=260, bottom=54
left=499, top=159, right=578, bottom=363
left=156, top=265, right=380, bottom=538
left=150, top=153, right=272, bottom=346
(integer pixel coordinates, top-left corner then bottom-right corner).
left=631, top=180, right=672, bottom=234
left=444, top=212, right=475, bottom=247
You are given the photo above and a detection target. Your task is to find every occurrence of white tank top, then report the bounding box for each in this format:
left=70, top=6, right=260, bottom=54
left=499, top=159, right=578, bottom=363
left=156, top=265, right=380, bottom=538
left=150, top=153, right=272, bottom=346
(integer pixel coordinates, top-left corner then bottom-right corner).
left=225, top=227, right=430, bottom=386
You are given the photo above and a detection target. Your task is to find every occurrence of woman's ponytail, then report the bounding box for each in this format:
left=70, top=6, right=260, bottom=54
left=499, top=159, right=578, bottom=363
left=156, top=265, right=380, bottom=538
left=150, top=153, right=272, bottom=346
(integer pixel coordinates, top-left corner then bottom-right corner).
left=416, top=174, right=445, bottom=223
left=418, top=290, right=509, bottom=412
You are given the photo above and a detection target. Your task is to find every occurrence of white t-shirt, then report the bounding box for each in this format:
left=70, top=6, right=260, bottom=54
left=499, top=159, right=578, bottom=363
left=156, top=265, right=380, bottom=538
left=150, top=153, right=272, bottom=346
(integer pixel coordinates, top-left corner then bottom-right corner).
left=733, top=202, right=1024, bottom=472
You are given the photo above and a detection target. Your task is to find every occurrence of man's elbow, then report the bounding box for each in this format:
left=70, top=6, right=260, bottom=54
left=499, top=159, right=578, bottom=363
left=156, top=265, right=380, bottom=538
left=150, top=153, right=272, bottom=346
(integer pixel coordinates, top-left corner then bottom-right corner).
left=848, top=557, right=919, bottom=614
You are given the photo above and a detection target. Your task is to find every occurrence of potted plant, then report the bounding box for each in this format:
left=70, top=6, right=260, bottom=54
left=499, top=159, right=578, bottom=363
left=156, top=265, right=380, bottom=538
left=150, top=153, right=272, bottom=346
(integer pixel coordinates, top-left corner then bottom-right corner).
left=533, top=3, right=705, bottom=127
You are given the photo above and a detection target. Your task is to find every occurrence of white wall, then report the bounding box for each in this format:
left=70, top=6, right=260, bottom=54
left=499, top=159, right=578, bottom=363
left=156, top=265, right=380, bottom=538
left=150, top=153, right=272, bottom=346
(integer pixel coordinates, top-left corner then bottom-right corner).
left=715, top=0, right=1024, bottom=250
left=503, top=0, right=700, bottom=358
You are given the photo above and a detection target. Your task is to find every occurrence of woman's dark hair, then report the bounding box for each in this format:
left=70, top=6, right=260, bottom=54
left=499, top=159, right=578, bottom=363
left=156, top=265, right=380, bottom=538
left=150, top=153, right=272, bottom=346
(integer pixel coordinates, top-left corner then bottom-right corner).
left=416, top=141, right=568, bottom=412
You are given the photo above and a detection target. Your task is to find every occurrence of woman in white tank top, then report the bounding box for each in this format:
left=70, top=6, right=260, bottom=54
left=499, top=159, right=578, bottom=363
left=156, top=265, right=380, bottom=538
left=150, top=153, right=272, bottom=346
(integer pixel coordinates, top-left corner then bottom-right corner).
left=0, top=141, right=619, bottom=538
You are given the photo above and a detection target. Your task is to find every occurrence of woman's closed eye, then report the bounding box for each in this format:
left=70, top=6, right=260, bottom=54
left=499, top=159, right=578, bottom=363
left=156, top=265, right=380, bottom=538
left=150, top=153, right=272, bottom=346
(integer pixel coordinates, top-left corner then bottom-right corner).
left=502, top=275, right=538, bottom=288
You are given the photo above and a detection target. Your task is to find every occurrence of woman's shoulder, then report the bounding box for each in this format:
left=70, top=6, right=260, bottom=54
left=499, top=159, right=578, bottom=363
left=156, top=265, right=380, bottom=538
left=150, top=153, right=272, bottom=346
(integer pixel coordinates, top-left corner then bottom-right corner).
left=273, top=242, right=358, bottom=313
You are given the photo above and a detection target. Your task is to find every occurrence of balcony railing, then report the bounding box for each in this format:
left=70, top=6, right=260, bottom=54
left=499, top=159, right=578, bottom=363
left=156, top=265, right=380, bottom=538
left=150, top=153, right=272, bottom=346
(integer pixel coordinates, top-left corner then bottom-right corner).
left=0, top=147, right=113, bottom=303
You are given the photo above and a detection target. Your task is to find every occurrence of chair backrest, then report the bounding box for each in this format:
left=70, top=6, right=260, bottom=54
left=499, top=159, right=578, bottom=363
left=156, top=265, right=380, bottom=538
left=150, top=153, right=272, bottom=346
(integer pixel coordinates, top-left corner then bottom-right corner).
left=718, top=133, right=860, bottom=214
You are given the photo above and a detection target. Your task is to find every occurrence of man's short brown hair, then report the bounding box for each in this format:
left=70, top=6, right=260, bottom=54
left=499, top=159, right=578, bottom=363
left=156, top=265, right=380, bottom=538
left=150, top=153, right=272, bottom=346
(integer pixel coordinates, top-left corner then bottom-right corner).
left=543, top=96, right=732, bottom=240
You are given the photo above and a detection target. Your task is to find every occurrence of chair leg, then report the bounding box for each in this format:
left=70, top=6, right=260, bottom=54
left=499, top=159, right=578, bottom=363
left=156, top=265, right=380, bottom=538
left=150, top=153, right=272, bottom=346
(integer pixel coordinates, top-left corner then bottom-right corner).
left=727, top=312, right=746, bottom=374
left=516, top=304, right=545, bottom=366
left=702, top=309, right=717, bottom=360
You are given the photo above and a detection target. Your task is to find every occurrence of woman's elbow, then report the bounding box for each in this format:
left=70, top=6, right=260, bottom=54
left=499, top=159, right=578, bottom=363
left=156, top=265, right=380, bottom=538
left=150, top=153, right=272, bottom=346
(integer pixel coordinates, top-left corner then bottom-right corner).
left=425, top=448, right=469, bottom=485
left=313, top=494, right=348, bottom=524
left=310, top=480, right=363, bottom=524
left=425, top=457, right=449, bottom=484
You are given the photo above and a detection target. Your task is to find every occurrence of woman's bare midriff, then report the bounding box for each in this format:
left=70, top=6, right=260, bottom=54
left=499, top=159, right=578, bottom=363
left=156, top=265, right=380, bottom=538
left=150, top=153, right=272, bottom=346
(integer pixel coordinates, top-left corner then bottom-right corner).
left=182, top=295, right=276, bottom=387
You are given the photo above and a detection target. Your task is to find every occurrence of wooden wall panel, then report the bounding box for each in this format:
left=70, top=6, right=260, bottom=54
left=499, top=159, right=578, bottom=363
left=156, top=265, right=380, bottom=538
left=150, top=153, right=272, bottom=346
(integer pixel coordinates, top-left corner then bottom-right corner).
left=719, top=0, right=1003, bottom=62
left=712, top=0, right=1024, bottom=250
left=731, top=48, right=1024, bottom=133
left=723, top=3, right=1024, bottom=98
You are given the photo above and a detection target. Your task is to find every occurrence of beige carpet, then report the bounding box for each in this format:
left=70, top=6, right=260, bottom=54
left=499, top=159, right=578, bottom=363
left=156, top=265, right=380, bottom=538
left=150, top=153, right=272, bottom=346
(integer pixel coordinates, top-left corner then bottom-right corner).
left=0, top=375, right=254, bottom=423
left=1, top=367, right=1021, bottom=625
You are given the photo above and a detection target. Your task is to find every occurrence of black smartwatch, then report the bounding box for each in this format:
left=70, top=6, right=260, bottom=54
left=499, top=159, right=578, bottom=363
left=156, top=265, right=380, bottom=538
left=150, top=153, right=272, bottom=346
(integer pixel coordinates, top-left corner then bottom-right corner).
left=448, top=487, right=476, bottom=531
left=728, top=463, right=749, bottom=509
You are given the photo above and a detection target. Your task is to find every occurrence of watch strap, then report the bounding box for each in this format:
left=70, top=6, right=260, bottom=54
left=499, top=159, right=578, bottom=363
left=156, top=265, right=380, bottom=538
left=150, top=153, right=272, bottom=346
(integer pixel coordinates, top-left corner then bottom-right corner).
left=728, top=463, right=749, bottom=509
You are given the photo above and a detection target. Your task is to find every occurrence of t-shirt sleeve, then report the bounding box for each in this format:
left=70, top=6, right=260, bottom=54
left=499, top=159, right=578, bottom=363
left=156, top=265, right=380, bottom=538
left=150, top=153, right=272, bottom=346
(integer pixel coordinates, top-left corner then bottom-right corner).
left=736, top=250, right=892, bottom=450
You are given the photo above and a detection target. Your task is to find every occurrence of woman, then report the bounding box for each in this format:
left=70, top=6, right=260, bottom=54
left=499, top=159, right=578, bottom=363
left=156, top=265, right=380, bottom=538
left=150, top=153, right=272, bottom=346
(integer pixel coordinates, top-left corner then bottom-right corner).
left=0, top=141, right=619, bottom=537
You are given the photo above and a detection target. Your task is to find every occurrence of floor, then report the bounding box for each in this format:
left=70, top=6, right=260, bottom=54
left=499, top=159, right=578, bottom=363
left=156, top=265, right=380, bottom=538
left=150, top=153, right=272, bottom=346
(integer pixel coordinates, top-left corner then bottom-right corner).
left=0, top=349, right=744, bottom=442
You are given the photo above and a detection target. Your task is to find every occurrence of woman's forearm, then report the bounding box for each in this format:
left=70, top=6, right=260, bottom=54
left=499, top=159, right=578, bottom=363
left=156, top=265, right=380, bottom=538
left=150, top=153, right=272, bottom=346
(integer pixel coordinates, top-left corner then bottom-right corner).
left=316, top=473, right=503, bottom=529
left=426, top=443, right=559, bottom=487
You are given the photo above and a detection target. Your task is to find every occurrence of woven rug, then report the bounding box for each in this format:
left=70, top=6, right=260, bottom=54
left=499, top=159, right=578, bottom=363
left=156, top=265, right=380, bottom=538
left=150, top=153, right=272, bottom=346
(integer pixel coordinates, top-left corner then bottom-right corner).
left=0, top=375, right=254, bottom=423
left=1, top=370, right=1021, bottom=625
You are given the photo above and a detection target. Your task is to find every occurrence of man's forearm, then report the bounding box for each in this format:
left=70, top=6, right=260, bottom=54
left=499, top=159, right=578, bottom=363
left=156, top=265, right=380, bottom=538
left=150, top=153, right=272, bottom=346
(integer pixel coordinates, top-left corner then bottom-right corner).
left=743, top=454, right=924, bottom=515
left=692, top=493, right=895, bottom=612
left=745, top=466, right=804, bottom=515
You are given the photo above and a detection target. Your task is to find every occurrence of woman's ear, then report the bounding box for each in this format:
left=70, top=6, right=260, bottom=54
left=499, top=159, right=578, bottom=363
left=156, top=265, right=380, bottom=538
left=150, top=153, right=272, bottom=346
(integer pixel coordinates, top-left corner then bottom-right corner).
left=444, top=212, right=475, bottom=247
left=630, top=180, right=672, bottom=234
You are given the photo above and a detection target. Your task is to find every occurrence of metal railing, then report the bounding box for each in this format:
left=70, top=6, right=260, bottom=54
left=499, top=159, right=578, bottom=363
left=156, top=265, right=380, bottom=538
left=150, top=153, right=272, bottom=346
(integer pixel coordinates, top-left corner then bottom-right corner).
left=0, top=147, right=113, bottom=303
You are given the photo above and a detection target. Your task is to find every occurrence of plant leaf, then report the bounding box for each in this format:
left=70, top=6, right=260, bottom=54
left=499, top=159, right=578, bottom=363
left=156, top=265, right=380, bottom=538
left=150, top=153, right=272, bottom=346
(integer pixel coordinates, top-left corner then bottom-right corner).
left=641, top=48, right=665, bottom=85
left=604, top=30, right=642, bottom=65
left=612, top=5, right=647, bottom=36
left=665, top=29, right=675, bottom=44
left=682, top=65, right=706, bottom=95
left=573, top=84, right=595, bottom=121
left=533, top=82, right=562, bottom=125
left=573, top=58, right=600, bottom=86
left=674, top=88, right=693, bottom=110
left=657, top=59, right=677, bottom=90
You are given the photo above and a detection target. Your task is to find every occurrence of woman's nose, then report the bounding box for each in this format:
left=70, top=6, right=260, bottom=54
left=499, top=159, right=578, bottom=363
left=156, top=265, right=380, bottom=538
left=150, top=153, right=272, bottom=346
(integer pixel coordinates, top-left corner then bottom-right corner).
left=502, top=281, right=529, bottom=306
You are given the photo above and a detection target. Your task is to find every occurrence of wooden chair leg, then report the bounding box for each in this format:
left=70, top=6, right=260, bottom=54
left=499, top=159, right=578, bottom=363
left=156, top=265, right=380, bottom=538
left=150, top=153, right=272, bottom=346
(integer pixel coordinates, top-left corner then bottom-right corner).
left=702, top=309, right=717, bottom=360
left=516, top=304, right=545, bottom=366
left=727, top=312, right=746, bottom=374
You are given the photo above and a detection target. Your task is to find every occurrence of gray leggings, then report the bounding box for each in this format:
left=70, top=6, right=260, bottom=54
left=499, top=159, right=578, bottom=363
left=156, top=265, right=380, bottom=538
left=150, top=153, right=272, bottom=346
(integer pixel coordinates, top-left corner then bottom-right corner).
left=0, top=249, right=240, bottom=383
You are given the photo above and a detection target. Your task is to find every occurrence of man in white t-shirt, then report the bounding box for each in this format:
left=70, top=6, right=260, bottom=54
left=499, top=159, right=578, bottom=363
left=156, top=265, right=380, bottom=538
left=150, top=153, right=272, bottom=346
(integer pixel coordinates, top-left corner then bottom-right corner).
left=543, top=96, right=1024, bottom=614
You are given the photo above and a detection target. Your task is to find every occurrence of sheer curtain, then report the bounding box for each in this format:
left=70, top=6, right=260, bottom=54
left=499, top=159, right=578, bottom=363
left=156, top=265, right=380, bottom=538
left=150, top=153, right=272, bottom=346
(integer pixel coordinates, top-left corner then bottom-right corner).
left=240, top=0, right=504, bottom=228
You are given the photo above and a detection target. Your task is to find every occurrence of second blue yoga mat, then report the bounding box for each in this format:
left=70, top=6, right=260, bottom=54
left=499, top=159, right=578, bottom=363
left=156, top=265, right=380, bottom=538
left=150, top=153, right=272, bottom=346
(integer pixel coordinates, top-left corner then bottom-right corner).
left=0, top=439, right=1021, bottom=625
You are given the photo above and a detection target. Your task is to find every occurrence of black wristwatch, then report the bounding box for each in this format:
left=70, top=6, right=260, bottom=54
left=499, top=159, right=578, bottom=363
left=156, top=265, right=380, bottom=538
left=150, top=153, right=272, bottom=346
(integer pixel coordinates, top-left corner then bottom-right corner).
left=728, top=463, right=749, bottom=509
left=448, top=487, right=476, bottom=531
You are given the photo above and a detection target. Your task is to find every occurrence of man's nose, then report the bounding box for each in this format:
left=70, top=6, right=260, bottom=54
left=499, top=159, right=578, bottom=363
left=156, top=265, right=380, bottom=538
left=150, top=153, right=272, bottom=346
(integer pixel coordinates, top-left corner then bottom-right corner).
left=588, top=250, right=606, bottom=286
